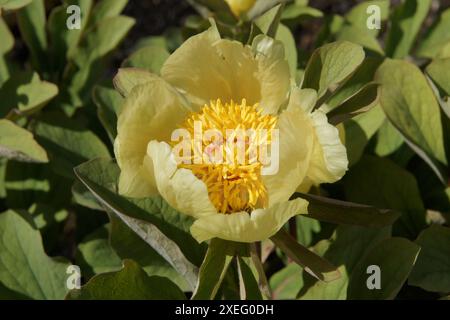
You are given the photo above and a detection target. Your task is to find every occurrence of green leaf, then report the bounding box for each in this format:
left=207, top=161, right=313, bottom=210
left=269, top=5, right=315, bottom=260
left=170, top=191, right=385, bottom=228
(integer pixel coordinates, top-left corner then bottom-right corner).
left=0, top=119, right=48, bottom=163
left=4, top=162, right=71, bottom=210
left=237, top=256, right=263, bottom=300
left=417, top=9, right=450, bottom=59
left=34, top=116, right=110, bottom=178
left=345, top=105, right=386, bottom=166
left=16, top=0, right=48, bottom=72
left=328, top=83, right=379, bottom=125
left=0, top=72, right=58, bottom=118
left=122, top=45, right=170, bottom=74
left=314, top=14, right=344, bottom=48
left=375, top=59, right=447, bottom=174
left=271, top=229, right=340, bottom=282
left=109, top=214, right=190, bottom=291
left=426, top=58, right=450, bottom=96
left=385, top=0, right=432, bottom=59
left=294, top=193, right=400, bottom=227
left=192, top=239, right=238, bottom=300
left=247, top=0, right=284, bottom=21
left=298, top=225, right=390, bottom=299
left=437, top=42, right=450, bottom=59
left=76, top=224, right=122, bottom=278
left=275, top=24, right=297, bottom=76
left=0, top=17, right=14, bottom=84
left=0, top=159, right=6, bottom=198
left=66, top=15, right=134, bottom=111
left=0, top=210, right=70, bottom=299
left=347, top=238, right=420, bottom=299
left=74, top=158, right=204, bottom=290
left=302, top=41, right=365, bottom=98
left=281, top=4, right=323, bottom=22
left=375, top=120, right=404, bottom=156
left=336, top=24, right=383, bottom=55
left=72, top=180, right=103, bottom=211
left=344, top=156, right=427, bottom=238
left=296, top=215, right=321, bottom=247
left=47, top=0, right=93, bottom=70
left=254, top=3, right=283, bottom=38
left=0, top=0, right=31, bottom=10
left=74, top=16, right=135, bottom=67
left=409, top=225, right=450, bottom=293
left=345, top=0, right=390, bottom=37
left=88, top=0, right=128, bottom=26
left=93, top=85, right=124, bottom=141
left=326, top=57, right=382, bottom=111
left=269, top=263, right=303, bottom=299
left=67, top=259, right=186, bottom=300
left=113, top=68, right=157, bottom=97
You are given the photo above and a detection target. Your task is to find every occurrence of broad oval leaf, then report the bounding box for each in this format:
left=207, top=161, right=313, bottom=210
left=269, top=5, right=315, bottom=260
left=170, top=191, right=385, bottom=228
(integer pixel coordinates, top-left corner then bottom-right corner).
left=66, top=259, right=186, bottom=300
left=74, top=158, right=205, bottom=290
left=409, top=225, right=450, bottom=293
left=385, top=0, right=431, bottom=59
left=375, top=59, right=447, bottom=173
left=417, top=8, right=450, bottom=59
left=0, top=210, right=70, bottom=300
left=426, top=58, right=450, bottom=96
left=0, top=119, right=48, bottom=163
left=122, top=45, right=170, bottom=74
left=344, top=156, right=427, bottom=238
left=302, top=41, right=365, bottom=98
left=34, top=116, right=110, bottom=178
left=347, top=237, right=420, bottom=299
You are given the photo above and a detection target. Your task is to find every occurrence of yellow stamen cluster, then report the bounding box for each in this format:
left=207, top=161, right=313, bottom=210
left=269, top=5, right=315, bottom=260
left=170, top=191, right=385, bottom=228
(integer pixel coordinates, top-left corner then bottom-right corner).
left=177, top=99, right=277, bottom=214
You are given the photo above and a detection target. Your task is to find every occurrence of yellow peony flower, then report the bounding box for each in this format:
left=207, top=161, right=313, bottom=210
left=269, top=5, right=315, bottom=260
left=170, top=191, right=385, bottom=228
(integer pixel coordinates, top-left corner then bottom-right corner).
left=225, top=0, right=256, bottom=17
left=114, top=27, right=348, bottom=243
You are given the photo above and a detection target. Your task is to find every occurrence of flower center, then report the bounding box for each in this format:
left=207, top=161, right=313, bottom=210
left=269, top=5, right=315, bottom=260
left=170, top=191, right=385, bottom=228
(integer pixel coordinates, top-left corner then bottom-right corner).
left=175, top=99, right=277, bottom=214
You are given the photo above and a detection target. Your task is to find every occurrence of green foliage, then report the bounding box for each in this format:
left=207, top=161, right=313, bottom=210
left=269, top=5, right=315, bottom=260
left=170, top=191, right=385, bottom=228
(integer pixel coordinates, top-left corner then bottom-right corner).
left=1, top=0, right=450, bottom=301
left=409, top=225, right=450, bottom=293
left=0, top=210, right=70, bottom=299
left=0, top=119, right=48, bottom=163
left=67, top=259, right=186, bottom=300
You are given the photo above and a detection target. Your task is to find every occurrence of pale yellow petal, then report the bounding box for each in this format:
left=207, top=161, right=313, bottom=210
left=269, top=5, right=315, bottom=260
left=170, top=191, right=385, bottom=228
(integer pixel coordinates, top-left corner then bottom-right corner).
left=296, top=176, right=314, bottom=193
left=115, top=77, right=191, bottom=197
left=287, top=87, right=348, bottom=186
left=145, top=140, right=217, bottom=219
left=262, top=106, right=314, bottom=206
left=190, top=198, right=309, bottom=243
left=161, top=29, right=290, bottom=114
left=252, top=35, right=291, bottom=114
left=291, top=88, right=318, bottom=113
left=160, top=27, right=226, bottom=109
left=306, top=109, right=348, bottom=184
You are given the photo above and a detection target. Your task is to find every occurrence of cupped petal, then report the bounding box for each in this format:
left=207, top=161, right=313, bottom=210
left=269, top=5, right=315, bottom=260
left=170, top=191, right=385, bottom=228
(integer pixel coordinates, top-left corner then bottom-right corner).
left=287, top=87, right=348, bottom=187
left=161, top=28, right=290, bottom=114
left=115, top=77, right=191, bottom=197
left=262, top=105, right=314, bottom=206
left=145, top=140, right=217, bottom=219
left=306, top=109, right=348, bottom=184
left=290, top=88, right=318, bottom=113
left=252, top=35, right=291, bottom=114
left=160, top=27, right=227, bottom=109
left=190, top=198, right=309, bottom=243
